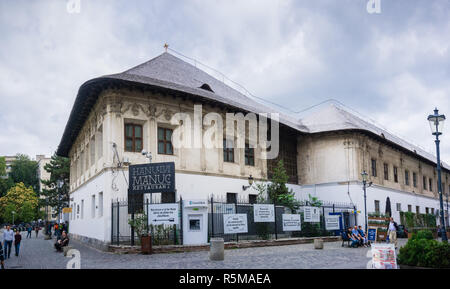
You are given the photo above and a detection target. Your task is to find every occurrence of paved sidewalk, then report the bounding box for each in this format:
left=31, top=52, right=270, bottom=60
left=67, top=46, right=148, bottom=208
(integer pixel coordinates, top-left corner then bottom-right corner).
left=0, top=230, right=408, bottom=269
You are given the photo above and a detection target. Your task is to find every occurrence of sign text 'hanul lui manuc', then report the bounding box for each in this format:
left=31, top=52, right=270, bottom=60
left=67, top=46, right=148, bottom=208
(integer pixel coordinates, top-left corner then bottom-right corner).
left=128, top=162, right=175, bottom=194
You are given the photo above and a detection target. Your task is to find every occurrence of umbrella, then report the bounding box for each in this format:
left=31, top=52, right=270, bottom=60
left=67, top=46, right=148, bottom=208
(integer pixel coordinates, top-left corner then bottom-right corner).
left=385, top=197, right=392, bottom=217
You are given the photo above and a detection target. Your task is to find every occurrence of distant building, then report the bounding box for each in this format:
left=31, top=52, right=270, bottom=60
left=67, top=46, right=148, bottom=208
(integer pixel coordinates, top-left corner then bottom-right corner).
left=4, top=155, right=17, bottom=176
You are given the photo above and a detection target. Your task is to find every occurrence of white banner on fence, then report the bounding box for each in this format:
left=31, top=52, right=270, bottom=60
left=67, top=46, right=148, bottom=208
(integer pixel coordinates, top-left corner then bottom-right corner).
left=303, top=206, right=320, bottom=223
left=325, top=215, right=340, bottom=230
left=223, top=214, right=248, bottom=234
left=282, top=214, right=301, bottom=231
left=148, top=203, right=179, bottom=225
left=253, top=204, right=275, bottom=223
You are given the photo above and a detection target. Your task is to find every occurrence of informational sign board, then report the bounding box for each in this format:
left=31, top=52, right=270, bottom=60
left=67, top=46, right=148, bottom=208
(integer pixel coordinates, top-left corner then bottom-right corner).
left=303, top=206, right=320, bottom=223
left=282, top=214, right=301, bottom=231
left=253, top=204, right=275, bottom=223
left=223, top=214, right=248, bottom=234
left=370, top=243, right=398, bottom=269
left=128, top=162, right=175, bottom=195
left=325, top=215, right=340, bottom=230
left=148, top=203, right=179, bottom=225
left=367, top=228, right=377, bottom=242
left=62, top=207, right=72, bottom=214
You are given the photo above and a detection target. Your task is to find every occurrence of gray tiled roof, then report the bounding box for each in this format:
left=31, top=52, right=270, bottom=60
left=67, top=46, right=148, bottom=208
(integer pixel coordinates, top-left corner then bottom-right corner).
left=58, top=52, right=447, bottom=171
left=106, top=52, right=306, bottom=132
left=301, top=103, right=449, bottom=170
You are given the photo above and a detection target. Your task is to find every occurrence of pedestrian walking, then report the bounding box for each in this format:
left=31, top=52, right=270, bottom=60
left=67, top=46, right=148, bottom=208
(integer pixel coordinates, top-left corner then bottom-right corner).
left=14, top=230, right=21, bottom=257
left=2, top=225, right=14, bottom=259
left=35, top=225, right=40, bottom=238
left=26, top=225, right=32, bottom=238
left=387, top=217, right=398, bottom=249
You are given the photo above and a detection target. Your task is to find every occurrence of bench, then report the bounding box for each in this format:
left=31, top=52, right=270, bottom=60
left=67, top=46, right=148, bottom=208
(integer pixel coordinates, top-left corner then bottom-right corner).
left=341, top=231, right=351, bottom=247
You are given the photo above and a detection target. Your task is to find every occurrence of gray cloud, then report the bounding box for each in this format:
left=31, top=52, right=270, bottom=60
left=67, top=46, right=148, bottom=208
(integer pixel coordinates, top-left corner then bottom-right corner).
left=0, top=0, right=449, bottom=162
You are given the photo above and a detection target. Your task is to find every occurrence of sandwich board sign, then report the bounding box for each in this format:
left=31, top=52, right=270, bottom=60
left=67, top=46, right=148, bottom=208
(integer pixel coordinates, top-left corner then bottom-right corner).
left=303, top=206, right=320, bottom=223
left=325, top=215, right=340, bottom=230
left=148, top=203, right=179, bottom=225
left=223, top=214, right=248, bottom=234
left=282, top=214, right=301, bottom=231
left=253, top=204, right=275, bottom=222
left=369, top=243, right=398, bottom=269
left=367, top=228, right=377, bottom=242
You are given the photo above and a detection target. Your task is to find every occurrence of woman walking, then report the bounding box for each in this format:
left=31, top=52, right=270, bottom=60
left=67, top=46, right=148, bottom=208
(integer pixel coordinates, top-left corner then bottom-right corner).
left=14, top=230, right=21, bottom=257
left=35, top=225, right=40, bottom=238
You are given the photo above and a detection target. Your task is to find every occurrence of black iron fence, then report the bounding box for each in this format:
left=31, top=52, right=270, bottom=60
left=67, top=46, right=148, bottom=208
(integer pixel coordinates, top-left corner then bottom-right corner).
left=111, top=194, right=356, bottom=247
left=111, top=197, right=182, bottom=246
left=208, top=194, right=356, bottom=242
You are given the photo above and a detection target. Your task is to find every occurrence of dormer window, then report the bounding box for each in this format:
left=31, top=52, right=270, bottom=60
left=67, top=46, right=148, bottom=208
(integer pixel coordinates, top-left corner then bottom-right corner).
left=199, top=83, right=214, bottom=93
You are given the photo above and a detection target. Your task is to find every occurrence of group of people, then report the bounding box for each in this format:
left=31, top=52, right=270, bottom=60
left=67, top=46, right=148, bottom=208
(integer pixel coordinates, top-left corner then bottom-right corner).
left=46, top=222, right=70, bottom=252
left=345, top=217, right=399, bottom=249
left=346, top=225, right=370, bottom=248
left=0, top=221, right=71, bottom=269
left=0, top=224, right=30, bottom=269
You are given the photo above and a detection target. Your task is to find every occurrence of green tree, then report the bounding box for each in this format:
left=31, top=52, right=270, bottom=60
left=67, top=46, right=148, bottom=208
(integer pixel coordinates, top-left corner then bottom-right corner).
left=9, top=154, right=39, bottom=192
left=266, top=160, right=300, bottom=212
left=0, top=182, right=39, bottom=224
left=40, top=153, right=70, bottom=217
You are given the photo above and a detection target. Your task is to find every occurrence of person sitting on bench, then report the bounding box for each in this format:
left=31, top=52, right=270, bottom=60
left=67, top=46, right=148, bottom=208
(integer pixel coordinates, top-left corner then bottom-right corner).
left=54, top=231, right=69, bottom=252
left=357, top=226, right=369, bottom=246
left=352, top=226, right=367, bottom=247
left=347, top=227, right=359, bottom=248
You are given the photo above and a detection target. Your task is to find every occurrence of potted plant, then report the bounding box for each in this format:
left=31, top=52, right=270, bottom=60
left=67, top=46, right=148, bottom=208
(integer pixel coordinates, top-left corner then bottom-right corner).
left=128, top=213, right=152, bottom=254
left=377, top=228, right=387, bottom=241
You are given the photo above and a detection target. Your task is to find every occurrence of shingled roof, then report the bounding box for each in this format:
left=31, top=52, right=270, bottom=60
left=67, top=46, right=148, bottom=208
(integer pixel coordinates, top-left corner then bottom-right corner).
left=56, top=52, right=448, bottom=171
left=301, top=103, right=450, bottom=170
left=57, top=52, right=305, bottom=157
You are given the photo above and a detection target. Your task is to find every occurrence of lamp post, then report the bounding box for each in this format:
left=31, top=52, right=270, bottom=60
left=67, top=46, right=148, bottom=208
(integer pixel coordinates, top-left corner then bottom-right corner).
left=427, top=108, right=448, bottom=242
left=361, top=171, right=369, bottom=232
left=12, top=211, right=15, bottom=225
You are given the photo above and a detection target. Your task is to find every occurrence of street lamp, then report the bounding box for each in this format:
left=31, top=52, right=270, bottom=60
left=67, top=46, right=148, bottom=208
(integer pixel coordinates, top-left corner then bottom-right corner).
left=12, top=211, right=15, bottom=225
left=361, top=171, right=372, bottom=232
left=243, top=175, right=254, bottom=191
left=427, top=108, right=448, bottom=242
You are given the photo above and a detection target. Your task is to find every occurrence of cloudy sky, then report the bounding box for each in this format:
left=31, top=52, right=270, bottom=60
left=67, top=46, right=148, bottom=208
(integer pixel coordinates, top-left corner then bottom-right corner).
left=0, top=0, right=449, bottom=162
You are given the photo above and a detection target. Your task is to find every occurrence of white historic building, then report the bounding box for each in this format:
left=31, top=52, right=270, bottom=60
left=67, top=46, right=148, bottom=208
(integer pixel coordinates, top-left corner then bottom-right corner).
left=57, top=52, right=450, bottom=249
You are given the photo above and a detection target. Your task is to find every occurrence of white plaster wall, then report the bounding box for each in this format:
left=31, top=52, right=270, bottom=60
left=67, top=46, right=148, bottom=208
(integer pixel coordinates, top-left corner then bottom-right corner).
left=69, top=172, right=110, bottom=242
left=291, top=182, right=442, bottom=227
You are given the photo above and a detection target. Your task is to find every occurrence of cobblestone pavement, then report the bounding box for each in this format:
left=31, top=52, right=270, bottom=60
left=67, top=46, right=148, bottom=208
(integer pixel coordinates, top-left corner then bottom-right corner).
left=1, top=230, right=408, bottom=269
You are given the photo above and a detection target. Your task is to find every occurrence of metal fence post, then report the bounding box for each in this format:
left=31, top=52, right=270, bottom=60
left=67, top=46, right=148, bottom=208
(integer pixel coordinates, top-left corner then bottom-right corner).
left=131, top=200, right=135, bottom=246
left=274, top=201, right=278, bottom=240
left=146, top=198, right=149, bottom=236
left=235, top=197, right=238, bottom=243
left=211, top=195, right=214, bottom=240
left=180, top=196, right=183, bottom=245
left=116, top=201, right=120, bottom=246
left=111, top=202, right=114, bottom=245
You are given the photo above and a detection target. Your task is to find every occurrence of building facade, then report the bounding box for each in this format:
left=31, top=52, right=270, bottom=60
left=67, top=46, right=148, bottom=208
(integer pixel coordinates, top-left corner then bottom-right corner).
left=57, top=52, right=450, bottom=249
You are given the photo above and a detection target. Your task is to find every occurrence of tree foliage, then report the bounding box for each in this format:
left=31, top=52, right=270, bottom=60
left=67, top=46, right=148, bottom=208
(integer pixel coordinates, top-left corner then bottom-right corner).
left=9, top=154, right=39, bottom=193
left=257, top=160, right=300, bottom=212
left=40, top=153, right=70, bottom=215
left=0, top=182, right=39, bottom=223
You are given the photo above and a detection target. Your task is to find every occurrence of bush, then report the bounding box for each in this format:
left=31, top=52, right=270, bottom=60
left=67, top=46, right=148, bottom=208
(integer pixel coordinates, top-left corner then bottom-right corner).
left=411, top=230, right=433, bottom=241
left=398, top=239, right=450, bottom=268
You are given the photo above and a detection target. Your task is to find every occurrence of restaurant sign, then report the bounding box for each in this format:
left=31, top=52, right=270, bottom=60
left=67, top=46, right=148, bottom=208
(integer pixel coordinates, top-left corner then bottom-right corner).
left=128, top=162, right=175, bottom=194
